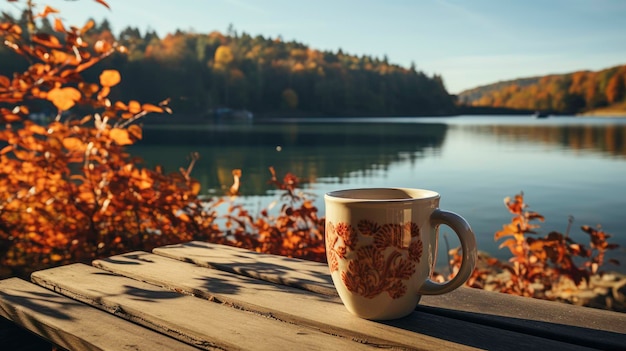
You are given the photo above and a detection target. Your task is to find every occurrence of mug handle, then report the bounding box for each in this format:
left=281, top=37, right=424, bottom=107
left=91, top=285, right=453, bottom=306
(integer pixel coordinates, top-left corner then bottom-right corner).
left=418, top=209, right=478, bottom=295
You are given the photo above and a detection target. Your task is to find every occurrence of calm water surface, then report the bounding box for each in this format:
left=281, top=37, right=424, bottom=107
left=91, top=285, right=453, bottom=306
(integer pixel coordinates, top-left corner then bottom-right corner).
left=133, top=115, right=626, bottom=272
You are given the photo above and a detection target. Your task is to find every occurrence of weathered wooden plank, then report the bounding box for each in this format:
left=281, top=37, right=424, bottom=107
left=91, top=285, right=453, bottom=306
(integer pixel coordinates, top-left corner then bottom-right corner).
left=154, top=242, right=626, bottom=349
left=153, top=241, right=337, bottom=295
left=95, top=251, right=475, bottom=350
left=95, top=251, right=598, bottom=351
left=419, top=287, right=626, bottom=350
left=0, top=278, right=201, bottom=351
left=30, top=264, right=380, bottom=351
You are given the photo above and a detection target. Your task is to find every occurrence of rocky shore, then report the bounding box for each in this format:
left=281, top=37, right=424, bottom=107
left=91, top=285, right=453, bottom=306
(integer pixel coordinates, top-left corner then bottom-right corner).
left=550, top=272, right=626, bottom=312
left=577, top=102, right=626, bottom=117
left=479, top=269, right=626, bottom=313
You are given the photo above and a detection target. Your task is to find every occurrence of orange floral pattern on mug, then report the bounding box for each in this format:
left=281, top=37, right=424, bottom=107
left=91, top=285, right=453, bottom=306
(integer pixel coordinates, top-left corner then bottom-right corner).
left=326, top=219, right=423, bottom=299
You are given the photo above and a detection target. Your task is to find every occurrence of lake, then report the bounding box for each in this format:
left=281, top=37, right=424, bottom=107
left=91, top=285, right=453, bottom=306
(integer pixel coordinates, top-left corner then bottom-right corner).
left=132, top=115, right=626, bottom=273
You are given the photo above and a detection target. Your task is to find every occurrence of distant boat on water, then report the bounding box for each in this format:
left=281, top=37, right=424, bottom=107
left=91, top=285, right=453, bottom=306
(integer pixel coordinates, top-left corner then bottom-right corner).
left=210, top=107, right=254, bottom=123
left=533, top=111, right=549, bottom=119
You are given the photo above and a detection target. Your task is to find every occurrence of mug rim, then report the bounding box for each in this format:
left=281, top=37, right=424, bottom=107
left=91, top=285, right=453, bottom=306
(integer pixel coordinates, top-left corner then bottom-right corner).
left=324, top=187, right=440, bottom=203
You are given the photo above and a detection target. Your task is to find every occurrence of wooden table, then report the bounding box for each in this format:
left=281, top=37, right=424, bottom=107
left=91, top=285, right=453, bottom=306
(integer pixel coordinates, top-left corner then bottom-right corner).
left=1, top=241, right=624, bottom=351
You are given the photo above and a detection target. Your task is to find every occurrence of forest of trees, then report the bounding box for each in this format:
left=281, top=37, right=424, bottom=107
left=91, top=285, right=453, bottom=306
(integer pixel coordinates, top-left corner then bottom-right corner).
left=458, top=65, right=626, bottom=115
left=3, top=10, right=624, bottom=118
left=0, top=13, right=456, bottom=118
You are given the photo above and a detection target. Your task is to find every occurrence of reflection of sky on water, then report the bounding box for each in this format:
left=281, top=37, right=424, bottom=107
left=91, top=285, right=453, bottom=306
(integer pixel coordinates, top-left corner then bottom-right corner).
left=134, top=116, right=626, bottom=273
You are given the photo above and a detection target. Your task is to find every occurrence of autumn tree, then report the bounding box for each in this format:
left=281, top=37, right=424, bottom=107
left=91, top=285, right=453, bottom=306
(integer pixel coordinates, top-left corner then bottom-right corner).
left=0, top=0, right=226, bottom=277
left=462, top=65, right=626, bottom=114
left=1, top=9, right=457, bottom=117
left=605, top=70, right=625, bottom=104
left=281, top=88, right=298, bottom=110
left=212, top=45, right=236, bottom=106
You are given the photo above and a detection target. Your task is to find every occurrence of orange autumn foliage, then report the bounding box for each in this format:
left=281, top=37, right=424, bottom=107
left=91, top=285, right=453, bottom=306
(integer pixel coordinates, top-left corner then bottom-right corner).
left=223, top=167, right=325, bottom=261
left=448, top=192, right=620, bottom=300
left=0, top=1, right=325, bottom=278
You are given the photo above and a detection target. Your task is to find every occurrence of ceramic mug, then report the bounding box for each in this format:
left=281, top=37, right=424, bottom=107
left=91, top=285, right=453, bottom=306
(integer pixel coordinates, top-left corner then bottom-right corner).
left=324, top=188, right=477, bottom=320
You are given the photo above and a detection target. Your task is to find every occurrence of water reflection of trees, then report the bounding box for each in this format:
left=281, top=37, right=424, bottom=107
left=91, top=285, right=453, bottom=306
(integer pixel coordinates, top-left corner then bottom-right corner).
left=135, top=122, right=448, bottom=195
left=464, top=124, right=626, bottom=157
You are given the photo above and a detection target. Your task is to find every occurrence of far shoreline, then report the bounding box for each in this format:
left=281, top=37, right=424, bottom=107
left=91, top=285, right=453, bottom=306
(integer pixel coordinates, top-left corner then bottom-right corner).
left=577, top=111, right=626, bottom=117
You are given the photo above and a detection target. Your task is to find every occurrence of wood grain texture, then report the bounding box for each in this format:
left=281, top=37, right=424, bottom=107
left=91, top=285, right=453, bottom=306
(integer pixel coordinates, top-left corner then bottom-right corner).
left=153, top=242, right=626, bottom=350
left=30, top=264, right=379, bottom=351
left=0, top=278, right=200, bottom=351
left=100, top=250, right=603, bottom=350
left=5, top=241, right=621, bottom=351
left=153, top=241, right=337, bottom=295
left=94, top=251, right=476, bottom=351
left=419, top=287, right=626, bottom=350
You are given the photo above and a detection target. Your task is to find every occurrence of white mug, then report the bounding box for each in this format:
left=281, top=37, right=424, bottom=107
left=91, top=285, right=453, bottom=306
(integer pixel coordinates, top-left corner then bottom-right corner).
left=324, top=188, right=477, bottom=320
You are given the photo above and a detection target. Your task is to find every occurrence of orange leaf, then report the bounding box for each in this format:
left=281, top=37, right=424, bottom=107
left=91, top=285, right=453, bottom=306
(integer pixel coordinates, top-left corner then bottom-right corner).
left=110, top=128, right=133, bottom=145
left=127, top=124, right=142, bottom=140
left=99, top=69, right=121, bottom=87
left=32, top=33, right=62, bottom=49
left=528, top=240, right=546, bottom=252
left=1, top=23, right=22, bottom=35
left=78, top=82, right=99, bottom=97
left=12, top=149, right=33, bottom=160
left=81, top=19, right=95, bottom=34
left=62, top=137, right=85, bottom=151
left=31, top=87, right=47, bottom=98
left=141, top=103, right=163, bottom=113
left=98, top=86, right=110, bottom=99
left=30, top=63, right=47, bottom=75
left=27, top=123, right=47, bottom=135
left=494, top=223, right=516, bottom=240
left=177, top=213, right=191, bottom=222
left=47, top=87, right=81, bottom=111
left=128, top=100, right=141, bottom=114
left=0, top=75, right=10, bottom=87
left=136, top=170, right=154, bottom=190
left=63, top=57, right=99, bottom=77
left=48, top=137, right=63, bottom=150
left=1, top=113, right=21, bottom=122
left=37, top=6, right=59, bottom=18
left=114, top=101, right=128, bottom=110
left=93, top=0, right=111, bottom=9
left=527, top=211, right=544, bottom=222
left=54, top=18, right=65, bottom=32
left=50, top=50, right=73, bottom=64
left=191, top=180, right=201, bottom=195
left=0, top=145, right=13, bottom=155
left=79, top=115, right=92, bottom=124
left=138, top=178, right=153, bottom=190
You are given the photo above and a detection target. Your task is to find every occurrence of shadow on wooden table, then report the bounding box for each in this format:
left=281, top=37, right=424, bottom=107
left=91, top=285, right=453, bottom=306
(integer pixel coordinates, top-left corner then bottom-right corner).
left=387, top=306, right=624, bottom=351
left=1, top=317, right=60, bottom=351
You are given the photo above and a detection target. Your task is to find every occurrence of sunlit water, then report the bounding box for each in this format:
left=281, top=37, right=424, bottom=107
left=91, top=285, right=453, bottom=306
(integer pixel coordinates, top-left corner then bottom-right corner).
left=132, top=115, right=626, bottom=273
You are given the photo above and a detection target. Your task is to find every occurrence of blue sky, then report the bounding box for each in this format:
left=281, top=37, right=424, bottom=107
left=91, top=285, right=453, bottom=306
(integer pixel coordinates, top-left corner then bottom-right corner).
left=8, top=0, right=626, bottom=93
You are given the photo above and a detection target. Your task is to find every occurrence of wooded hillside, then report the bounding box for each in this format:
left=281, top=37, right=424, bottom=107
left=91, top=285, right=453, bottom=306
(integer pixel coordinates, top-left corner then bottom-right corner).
left=0, top=14, right=456, bottom=117
left=458, top=65, right=626, bottom=115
